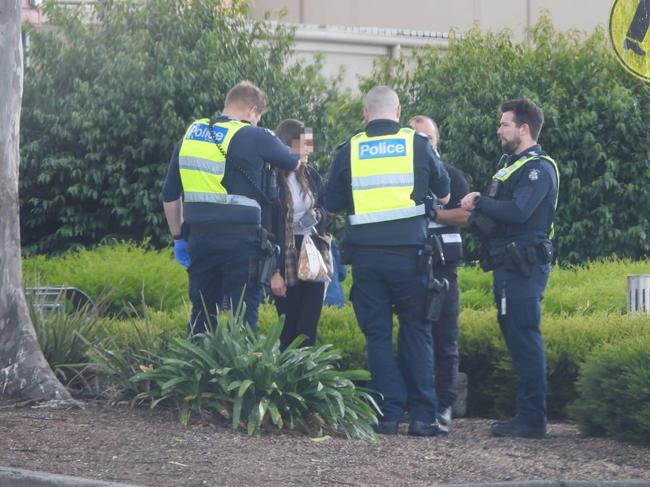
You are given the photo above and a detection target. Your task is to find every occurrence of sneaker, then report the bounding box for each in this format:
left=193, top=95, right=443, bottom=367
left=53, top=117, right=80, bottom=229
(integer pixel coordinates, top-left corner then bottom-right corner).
left=490, top=419, right=546, bottom=439
left=436, top=406, right=452, bottom=427
left=375, top=420, right=399, bottom=435
left=408, top=420, right=449, bottom=437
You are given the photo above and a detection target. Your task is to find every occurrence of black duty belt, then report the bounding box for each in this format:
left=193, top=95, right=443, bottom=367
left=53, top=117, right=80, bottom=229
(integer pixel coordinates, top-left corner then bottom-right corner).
left=350, top=244, right=419, bottom=258
left=189, top=222, right=260, bottom=236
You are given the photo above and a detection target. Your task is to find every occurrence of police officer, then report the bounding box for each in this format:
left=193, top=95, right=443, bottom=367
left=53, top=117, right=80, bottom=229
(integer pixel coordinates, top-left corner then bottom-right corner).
left=409, top=115, right=470, bottom=429
left=325, top=86, right=451, bottom=436
left=161, top=81, right=299, bottom=334
left=461, top=98, right=559, bottom=438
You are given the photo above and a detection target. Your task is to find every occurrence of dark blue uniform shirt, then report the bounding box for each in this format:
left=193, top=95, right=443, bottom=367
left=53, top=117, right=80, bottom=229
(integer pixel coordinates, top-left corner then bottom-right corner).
left=476, top=144, right=558, bottom=250
left=325, top=119, right=450, bottom=246
left=161, top=115, right=299, bottom=225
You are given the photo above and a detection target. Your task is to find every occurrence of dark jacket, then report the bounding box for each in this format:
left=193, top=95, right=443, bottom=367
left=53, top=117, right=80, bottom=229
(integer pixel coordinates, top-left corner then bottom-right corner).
left=271, top=164, right=331, bottom=274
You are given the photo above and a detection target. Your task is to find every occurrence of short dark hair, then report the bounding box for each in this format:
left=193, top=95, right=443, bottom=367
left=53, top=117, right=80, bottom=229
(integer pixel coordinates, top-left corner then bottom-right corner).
left=224, top=81, right=268, bottom=115
left=500, top=98, right=544, bottom=141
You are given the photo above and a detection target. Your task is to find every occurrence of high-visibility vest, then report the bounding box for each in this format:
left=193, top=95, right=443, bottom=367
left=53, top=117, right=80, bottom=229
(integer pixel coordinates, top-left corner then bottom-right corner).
left=348, top=128, right=424, bottom=225
left=492, top=153, right=560, bottom=238
left=178, top=118, right=259, bottom=209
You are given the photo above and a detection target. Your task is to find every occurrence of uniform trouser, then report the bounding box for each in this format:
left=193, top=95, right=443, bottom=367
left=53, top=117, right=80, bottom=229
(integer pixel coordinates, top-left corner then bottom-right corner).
left=431, top=266, right=460, bottom=410
left=187, top=232, right=262, bottom=335
left=493, top=263, right=550, bottom=427
left=275, top=279, right=325, bottom=349
left=351, top=250, right=437, bottom=423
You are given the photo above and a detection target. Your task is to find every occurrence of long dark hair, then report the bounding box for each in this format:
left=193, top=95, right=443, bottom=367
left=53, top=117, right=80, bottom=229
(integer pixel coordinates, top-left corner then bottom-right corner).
left=274, top=119, right=311, bottom=200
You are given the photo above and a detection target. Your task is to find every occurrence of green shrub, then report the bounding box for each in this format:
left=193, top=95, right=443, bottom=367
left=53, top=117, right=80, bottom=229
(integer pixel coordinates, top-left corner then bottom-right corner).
left=83, top=308, right=185, bottom=400
left=29, top=300, right=104, bottom=386
left=459, top=310, right=650, bottom=418
left=570, top=337, right=650, bottom=444
left=20, top=0, right=337, bottom=255
left=363, top=17, right=650, bottom=263
left=133, top=308, right=379, bottom=439
left=23, top=242, right=187, bottom=314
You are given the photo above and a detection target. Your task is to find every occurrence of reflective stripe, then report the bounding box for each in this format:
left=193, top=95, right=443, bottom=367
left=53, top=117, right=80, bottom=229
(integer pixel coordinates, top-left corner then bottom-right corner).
left=441, top=233, right=462, bottom=244
left=183, top=192, right=261, bottom=209
left=349, top=204, right=425, bottom=225
left=351, top=173, right=414, bottom=190
left=178, top=156, right=225, bottom=176
left=428, top=221, right=446, bottom=229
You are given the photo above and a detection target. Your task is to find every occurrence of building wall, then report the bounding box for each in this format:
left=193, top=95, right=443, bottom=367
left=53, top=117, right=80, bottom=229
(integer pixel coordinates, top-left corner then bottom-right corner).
left=253, top=0, right=614, bottom=90
left=251, top=0, right=613, bottom=38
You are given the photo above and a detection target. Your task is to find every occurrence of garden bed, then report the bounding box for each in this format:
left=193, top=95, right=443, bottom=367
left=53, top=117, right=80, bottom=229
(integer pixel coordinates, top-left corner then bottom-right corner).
left=1, top=401, right=648, bottom=487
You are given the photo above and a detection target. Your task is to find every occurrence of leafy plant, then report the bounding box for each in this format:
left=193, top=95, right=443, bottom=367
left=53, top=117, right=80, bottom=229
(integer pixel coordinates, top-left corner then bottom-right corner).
left=82, top=312, right=178, bottom=401
left=20, top=0, right=338, bottom=255
left=570, top=337, right=650, bottom=444
left=133, top=305, right=379, bottom=440
left=29, top=297, right=104, bottom=387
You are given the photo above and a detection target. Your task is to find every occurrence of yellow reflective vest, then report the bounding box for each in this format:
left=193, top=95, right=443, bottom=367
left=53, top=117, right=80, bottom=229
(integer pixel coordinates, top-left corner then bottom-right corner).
left=178, top=118, right=259, bottom=209
left=492, top=153, right=560, bottom=238
left=348, top=128, right=424, bottom=225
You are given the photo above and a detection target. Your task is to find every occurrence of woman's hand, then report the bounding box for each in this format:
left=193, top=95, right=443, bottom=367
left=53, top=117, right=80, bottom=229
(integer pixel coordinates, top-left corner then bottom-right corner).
left=271, top=272, right=287, bottom=297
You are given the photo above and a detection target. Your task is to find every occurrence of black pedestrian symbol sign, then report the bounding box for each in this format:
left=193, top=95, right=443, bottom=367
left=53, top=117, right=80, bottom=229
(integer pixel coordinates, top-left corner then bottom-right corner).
left=610, top=0, right=650, bottom=81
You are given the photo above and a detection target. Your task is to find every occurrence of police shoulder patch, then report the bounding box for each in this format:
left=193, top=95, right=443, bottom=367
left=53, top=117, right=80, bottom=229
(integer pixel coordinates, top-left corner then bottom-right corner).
left=528, top=169, right=540, bottom=181
left=263, top=128, right=276, bottom=137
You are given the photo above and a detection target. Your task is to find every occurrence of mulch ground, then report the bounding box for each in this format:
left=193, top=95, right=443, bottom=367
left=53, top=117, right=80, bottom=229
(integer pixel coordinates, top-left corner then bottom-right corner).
left=0, top=401, right=648, bottom=487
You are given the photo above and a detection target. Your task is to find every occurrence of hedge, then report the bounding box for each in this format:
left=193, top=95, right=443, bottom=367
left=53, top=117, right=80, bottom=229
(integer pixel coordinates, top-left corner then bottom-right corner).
left=20, top=0, right=338, bottom=255
left=570, top=336, right=650, bottom=444
left=19, top=6, right=650, bottom=263
left=23, top=244, right=650, bottom=422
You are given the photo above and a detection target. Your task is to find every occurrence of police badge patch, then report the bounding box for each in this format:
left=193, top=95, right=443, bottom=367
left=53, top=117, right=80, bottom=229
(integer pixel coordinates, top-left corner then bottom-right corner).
left=528, top=169, right=540, bottom=181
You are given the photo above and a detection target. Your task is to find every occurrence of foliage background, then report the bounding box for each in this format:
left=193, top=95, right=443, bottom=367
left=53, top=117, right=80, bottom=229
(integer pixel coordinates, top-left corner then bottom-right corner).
left=20, top=0, right=339, bottom=255
left=20, top=4, right=650, bottom=262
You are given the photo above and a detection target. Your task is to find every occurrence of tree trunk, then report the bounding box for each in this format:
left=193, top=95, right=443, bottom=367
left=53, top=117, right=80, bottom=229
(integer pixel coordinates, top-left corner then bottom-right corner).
left=0, top=0, right=72, bottom=402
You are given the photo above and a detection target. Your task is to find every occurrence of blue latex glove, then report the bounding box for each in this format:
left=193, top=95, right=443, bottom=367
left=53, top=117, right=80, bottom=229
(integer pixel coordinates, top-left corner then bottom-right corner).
left=173, top=239, right=191, bottom=268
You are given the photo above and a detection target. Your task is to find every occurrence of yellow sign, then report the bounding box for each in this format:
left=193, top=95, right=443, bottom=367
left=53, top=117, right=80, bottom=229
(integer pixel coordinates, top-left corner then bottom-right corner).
left=610, top=0, right=650, bottom=81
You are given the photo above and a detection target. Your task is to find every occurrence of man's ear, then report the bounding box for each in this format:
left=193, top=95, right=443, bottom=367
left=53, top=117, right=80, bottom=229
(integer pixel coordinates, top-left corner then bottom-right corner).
left=362, top=106, right=370, bottom=122
left=396, top=104, right=402, bottom=120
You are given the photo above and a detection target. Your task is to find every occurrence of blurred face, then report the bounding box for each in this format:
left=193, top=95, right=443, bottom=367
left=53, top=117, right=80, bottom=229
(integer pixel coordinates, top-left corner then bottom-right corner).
left=497, top=111, right=523, bottom=154
left=290, top=130, right=314, bottom=164
left=410, top=119, right=438, bottom=150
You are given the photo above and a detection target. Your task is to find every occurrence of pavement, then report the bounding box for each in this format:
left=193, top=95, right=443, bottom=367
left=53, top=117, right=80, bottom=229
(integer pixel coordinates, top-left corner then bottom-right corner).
left=2, top=466, right=649, bottom=487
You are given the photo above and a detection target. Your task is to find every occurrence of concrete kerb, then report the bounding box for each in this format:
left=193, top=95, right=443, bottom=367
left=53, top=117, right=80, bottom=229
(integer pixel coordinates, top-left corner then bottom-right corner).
left=430, top=482, right=650, bottom=487
left=0, top=467, right=144, bottom=487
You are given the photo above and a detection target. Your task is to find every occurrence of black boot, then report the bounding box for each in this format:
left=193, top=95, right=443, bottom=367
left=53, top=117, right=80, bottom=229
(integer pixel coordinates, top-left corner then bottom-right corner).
left=490, top=419, right=546, bottom=439
left=408, top=420, right=449, bottom=437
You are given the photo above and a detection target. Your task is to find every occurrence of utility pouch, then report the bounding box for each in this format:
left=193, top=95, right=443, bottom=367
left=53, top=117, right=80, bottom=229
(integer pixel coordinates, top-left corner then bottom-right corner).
left=426, top=277, right=449, bottom=322
left=262, top=164, right=279, bottom=202
left=505, top=242, right=530, bottom=277
left=257, top=229, right=280, bottom=287
left=537, top=241, right=553, bottom=264
left=417, top=242, right=433, bottom=275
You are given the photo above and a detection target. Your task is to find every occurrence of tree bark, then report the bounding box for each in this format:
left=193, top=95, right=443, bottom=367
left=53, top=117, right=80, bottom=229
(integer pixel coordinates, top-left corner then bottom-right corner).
left=0, top=0, right=72, bottom=402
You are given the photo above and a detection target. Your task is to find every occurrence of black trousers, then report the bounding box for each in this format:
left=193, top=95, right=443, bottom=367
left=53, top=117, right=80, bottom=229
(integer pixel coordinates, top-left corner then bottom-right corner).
left=275, top=279, right=324, bottom=349
left=431, top=265, right=460, bottom=410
